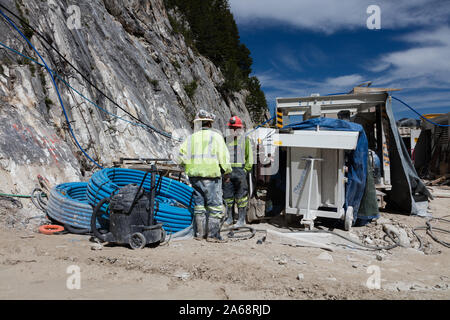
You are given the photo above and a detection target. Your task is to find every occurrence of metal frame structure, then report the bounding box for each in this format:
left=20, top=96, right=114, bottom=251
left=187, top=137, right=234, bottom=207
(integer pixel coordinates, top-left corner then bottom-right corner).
left=276, top=92, right=388, bottom=119
left=274, top=90, right=395, bottom=228
left=276, top=91, right=394, bottom=189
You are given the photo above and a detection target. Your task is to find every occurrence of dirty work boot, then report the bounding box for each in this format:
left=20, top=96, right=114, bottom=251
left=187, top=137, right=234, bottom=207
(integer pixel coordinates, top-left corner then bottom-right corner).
left=194, top=214, right=206, bottom=240
left=223, top=206, right=233, bottom=227
left=234, top=207, right=247, bottom=228
left=207, top=217, right=226, bottom=243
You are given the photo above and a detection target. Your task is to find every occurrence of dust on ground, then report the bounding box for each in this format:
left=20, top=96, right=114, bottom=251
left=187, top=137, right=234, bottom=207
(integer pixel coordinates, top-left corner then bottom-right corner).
left=0, top=189, right=449, bottom=300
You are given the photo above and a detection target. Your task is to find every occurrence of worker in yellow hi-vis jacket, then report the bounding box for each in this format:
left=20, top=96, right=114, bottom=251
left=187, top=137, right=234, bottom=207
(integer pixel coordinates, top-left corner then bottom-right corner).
left=223, top=115, right=253, bottom=227
left=177, top=110, right=232, bottom=242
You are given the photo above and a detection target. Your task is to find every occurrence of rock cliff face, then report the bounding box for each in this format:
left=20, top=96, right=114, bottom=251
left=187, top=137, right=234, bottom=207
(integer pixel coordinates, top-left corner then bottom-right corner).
left=0, top=0, right=253, bottom=194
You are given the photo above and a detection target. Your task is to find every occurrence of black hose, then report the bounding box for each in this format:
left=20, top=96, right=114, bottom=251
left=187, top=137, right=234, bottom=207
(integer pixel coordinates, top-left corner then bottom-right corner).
left=0, top=195, right=23, bottom=209
left=91, top=197, right=110, bottom=242
left=31, top=188, right=47, bottom=213
left=64, top=224, right=91, bottom=235
left=427, top=226, right=450, bottom=248
left=411, top=227, right=424, bottom=251
left=159, top=225, right=172, bottom=246
left=127, top=172, right=149, bottom=215
left=221, top=226, right=257, bottom=241
left=37, top=190, right=48, bottom=207
left=413, top=216, right=450, bottom=249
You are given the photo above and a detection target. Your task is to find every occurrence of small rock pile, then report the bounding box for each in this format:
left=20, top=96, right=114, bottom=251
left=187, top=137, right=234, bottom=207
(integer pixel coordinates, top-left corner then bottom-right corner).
left=0, top=197, right=47, bottom=231
left=353, top=216, right=425, bottom=250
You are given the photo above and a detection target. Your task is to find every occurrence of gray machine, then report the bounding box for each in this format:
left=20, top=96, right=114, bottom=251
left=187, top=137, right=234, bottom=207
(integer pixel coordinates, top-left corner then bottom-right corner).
left=273, top=89, right=394, bottom=230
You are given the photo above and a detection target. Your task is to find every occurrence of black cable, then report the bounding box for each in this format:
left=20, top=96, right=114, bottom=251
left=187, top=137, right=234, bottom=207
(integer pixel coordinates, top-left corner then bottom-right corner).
left=427, top=226, right=450, bottom=248
left=159, top=224, right=172, bottom=246
left=413, top=216, right=450, bottom=249
left=18, top=188, right=48, bottom=223
left=221, top=226, right=257, bottom=241
left=411, top=228, right=424, bottom=251
left=0, top=3, right=175, bottom=140
left=22, top=188, right=49, bottom=223
left=64, top=224, right=91, bottom=235
left=30, top=190, right=40, bottom=211
left=37, top=190, right=48, bottom=208
left=31, top=188, right=47, bottom=213
left=0, top=195, right=23, bottom=209
left=25, top=215, right=49, bottom=224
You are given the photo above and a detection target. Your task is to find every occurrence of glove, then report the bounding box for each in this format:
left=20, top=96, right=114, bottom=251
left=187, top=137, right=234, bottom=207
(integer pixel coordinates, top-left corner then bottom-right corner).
left=223, top=173, right=231, bottom=183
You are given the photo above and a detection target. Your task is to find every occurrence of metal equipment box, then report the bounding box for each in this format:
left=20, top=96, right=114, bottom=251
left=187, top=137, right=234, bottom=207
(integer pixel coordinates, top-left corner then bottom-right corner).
left=275, top=129, right=359, bottom=230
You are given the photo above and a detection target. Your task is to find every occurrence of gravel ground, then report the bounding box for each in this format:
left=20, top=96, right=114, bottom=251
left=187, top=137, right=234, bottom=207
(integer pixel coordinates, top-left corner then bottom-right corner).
left=0, top=187, right=449, bottom=300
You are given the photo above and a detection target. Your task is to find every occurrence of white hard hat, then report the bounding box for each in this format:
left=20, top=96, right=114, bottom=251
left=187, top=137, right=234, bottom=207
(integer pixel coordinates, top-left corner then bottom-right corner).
left=194, top=109, right=216, bottom=122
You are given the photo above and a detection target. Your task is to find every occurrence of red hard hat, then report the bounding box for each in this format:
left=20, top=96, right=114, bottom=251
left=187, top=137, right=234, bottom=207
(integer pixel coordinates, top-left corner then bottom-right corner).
left=227, top=116, right=243, bottom=128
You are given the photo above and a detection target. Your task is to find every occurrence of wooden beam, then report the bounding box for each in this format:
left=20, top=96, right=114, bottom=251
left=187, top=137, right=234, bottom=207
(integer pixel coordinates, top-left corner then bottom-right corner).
left=352, top=87, right=402, bottom=94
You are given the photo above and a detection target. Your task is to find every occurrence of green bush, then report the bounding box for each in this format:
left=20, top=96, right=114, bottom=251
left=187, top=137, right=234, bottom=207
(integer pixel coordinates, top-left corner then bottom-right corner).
left=15, top=1, right=34, bottom=39
left=145, top=75, right=159, bottom=89
left=39, top=71, right=47, bottom=95
left=171, top=59, right=181, bottom=70
left=184, top=80, right=198, bottom=100
left=44, top=97, right=53, bottom=110
left=29, top=63, right=36, bottom=77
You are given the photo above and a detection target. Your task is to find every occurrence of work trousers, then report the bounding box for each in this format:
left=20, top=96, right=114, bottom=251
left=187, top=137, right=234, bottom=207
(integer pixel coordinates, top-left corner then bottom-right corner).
left=223, top=167, right=249, bottom=209
left=190, top=177, right=224, bottom=219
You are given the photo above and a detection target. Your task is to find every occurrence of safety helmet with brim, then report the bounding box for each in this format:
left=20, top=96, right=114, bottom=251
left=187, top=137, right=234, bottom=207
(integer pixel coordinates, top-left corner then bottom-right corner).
left=194, top=109, right=216, bottom=123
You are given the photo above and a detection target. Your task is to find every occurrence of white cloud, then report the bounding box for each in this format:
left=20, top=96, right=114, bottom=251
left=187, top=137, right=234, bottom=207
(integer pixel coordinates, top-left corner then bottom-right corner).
left=257, top=69, right=450, bottom=118
left=279, top=51, right=303, bottom=71
left=229, top=0, right=450, bottom=34
left=259, top=27, right=450, bottom=114
left=325, top=74, right=364, bottom=87
left=248, top=23, right=450, bottom=118
left=274, top=45, right=303, bottom=71
left=255, top=71, right=361, bottom=102
left=371, top=27, right=450, bottom=89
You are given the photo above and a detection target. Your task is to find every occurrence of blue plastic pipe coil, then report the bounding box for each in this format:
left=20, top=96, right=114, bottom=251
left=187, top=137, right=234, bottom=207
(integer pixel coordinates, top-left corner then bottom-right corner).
left=86, top=168, right=195, bottom=234
left=46, top=182, right=108, bottom=230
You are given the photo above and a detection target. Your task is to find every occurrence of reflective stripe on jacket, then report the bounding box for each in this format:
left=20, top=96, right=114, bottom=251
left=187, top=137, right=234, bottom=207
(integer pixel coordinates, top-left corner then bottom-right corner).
left=226, top=134, right=253, bottom=173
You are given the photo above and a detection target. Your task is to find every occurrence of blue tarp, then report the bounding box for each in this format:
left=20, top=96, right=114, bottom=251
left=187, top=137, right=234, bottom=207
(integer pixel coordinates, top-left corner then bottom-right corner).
left=285, top=118, right=371, bottom=224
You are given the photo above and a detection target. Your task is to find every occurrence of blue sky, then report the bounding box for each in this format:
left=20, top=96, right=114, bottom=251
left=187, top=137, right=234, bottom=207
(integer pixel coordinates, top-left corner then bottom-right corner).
left=229, top=0, right=450, bottom=120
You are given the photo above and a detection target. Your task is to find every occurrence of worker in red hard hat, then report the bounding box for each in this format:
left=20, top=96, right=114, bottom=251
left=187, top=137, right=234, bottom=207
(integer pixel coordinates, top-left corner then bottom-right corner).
left=223, top=115, right=253, bottom=227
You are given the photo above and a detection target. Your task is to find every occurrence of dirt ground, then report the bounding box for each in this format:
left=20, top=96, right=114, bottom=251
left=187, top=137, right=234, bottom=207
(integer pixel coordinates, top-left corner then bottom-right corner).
left=0, top=189, right=449, bottom=300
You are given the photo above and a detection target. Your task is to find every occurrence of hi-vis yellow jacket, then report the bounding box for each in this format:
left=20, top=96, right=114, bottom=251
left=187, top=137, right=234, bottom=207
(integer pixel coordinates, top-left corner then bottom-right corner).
left=227, top=134, right=253, bottom=173
left=178, top=129, right=232, bottom=178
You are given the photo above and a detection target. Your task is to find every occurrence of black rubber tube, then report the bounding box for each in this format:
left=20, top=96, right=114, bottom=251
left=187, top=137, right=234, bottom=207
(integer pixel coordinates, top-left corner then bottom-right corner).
left=64, top=224, right=91, bottom=235
left=91, top=197, right=110, bottom=242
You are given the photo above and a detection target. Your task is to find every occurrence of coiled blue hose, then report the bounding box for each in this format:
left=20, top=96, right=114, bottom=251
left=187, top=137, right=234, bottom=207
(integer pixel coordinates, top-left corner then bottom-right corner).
left=46, top=182, right=108, bottom=230
left=86, top=168, right=194, bottom=234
